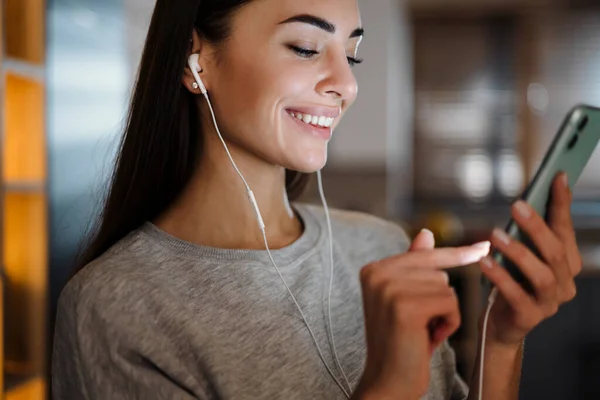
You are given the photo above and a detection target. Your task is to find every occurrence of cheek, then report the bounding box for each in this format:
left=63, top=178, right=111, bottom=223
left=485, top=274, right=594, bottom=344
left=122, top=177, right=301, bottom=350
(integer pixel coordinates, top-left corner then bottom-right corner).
left=222, top=63, right=316, bottom=134
left=268, top=66, right=316, bottom=101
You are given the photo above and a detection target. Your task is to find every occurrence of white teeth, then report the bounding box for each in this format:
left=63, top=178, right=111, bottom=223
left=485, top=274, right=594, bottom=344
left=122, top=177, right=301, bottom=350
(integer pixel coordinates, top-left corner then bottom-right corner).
left=289, top=111, right=335, bottom=128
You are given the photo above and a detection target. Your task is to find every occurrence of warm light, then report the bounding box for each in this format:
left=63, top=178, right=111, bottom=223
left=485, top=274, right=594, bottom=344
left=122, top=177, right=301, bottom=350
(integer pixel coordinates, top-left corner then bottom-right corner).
left=497, top=151, right=524, bottom=198
left=527, top=83, right=549, bottom=114
left=456, top=152, right=494, bottom=200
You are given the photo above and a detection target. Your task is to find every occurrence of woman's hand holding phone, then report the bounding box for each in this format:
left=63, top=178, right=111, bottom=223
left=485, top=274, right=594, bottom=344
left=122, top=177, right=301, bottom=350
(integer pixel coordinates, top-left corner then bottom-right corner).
left=353, top=230, right=490, bottom=400
left=479, top=172, right=582, bottom=346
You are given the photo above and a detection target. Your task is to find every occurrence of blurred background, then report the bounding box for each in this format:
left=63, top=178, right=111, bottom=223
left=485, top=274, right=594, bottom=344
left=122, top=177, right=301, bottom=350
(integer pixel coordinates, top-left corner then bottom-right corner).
left=2, top=0, right=600, bottom=399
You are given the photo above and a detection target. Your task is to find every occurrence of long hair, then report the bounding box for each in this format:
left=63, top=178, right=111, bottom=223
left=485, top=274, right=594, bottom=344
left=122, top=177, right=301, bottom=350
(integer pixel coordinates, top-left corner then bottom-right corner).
left=74, top=0, right=310, bottom=274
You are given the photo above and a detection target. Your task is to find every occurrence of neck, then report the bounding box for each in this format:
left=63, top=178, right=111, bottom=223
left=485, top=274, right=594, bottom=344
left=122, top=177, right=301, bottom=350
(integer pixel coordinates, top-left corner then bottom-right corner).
left=154, top=130, right=303, bottom=251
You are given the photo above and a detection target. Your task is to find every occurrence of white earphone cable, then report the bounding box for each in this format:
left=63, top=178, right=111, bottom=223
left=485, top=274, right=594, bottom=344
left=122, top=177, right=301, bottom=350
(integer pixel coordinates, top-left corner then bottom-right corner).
left=317, top=169, right=353, bottom=392
left=261, top=229, right=351, bottom=399
left=479, top=287, right=498, bottom=400
left=203, top=93, right=251, bottom=191
left=201, top=89, right=351, bottom=399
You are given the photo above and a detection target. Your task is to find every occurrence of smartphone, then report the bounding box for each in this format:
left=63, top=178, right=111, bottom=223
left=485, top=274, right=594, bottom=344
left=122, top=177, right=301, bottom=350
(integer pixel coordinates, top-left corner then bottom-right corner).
left=492, top=104, right=600, bottom=292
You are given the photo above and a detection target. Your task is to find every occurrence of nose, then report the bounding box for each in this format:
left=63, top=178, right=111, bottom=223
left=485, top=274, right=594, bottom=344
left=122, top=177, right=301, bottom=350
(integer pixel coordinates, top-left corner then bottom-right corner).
left=316, top=50, right=358, bottom=104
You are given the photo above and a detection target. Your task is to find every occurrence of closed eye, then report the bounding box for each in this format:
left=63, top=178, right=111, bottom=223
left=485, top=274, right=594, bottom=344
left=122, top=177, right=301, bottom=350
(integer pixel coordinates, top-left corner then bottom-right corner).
left=288, top=45, right=363, bottom=67
left=288, top=45, right=319, bottom=58
left=347, top=56, right=363, bottom=67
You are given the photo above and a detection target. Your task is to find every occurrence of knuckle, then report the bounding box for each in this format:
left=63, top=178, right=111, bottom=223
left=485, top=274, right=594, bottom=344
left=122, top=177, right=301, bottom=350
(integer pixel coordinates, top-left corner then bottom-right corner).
left=573, top=255, right=583, bottom=275
left=455, top=308, right=462, bottom=327
left=512, top=288, right=531, bottom=308
left=447, top=289, right=461, bottom=309
left=443, top=285, right=456, bottom=298
left=564, top=283, right=577, bottom=301
left=535, top=272, right=557, bottom=292
left=547, top=302, right=559, bottom=317
left=360, top=263, right=376, bottom=282
left=511, top=291, right=525, bottom=307
left=548, top=247, right=568, bottom=266
left=360, top=263, right=385, bottom=287
left=528, top=215, right=545, bottom=232
left=445, top=293, right=461, bottom=327
left=436, top=270, right=450, bottom=286
left=511, top=243, right=529, bottom=262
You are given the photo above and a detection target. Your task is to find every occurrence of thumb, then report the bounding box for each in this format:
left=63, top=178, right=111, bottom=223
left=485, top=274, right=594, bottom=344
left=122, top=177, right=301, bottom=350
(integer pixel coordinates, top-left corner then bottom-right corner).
left=409, top=229, right=435, bottom=252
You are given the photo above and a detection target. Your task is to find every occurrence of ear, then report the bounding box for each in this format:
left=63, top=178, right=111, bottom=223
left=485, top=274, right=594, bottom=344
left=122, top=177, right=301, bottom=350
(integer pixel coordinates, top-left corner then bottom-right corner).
left=182, top=30, right=208, bottom=94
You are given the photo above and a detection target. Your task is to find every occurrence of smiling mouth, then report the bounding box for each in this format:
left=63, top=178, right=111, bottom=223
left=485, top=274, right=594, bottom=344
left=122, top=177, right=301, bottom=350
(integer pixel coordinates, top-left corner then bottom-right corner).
left=286, top=110, right=335, bottom=129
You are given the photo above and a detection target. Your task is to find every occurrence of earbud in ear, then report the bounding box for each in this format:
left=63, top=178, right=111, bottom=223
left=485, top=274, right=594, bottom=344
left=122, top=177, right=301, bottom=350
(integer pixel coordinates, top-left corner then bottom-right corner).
left=187, top=54, right=207, bottom=94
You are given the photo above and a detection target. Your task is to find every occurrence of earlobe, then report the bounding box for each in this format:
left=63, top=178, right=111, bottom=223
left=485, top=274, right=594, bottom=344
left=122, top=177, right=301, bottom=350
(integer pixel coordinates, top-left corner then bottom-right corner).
left=187, top=53, right=207, bottom=94
left=182, top=66, right=204, bottom=94
left=183, top=30, right=208, bottom=94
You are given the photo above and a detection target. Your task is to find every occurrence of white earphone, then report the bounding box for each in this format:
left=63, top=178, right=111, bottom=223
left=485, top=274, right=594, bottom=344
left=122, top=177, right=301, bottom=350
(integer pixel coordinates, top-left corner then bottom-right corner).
left=188, top=53, right=207, bottom=95
left=186, top=53, right=352, bottom=398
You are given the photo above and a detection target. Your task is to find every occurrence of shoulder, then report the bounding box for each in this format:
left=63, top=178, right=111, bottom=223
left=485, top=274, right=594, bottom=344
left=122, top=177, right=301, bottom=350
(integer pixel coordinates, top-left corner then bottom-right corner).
left=56, top=228, right=184, bottom=329
left=296, top=203, right=412, bottom=256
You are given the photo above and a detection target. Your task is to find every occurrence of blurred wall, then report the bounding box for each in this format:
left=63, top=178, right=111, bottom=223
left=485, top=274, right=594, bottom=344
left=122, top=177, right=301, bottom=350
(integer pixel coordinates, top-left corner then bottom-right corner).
left=124, top=0, right=153, bottom=80
left=329, top=0, right=414, bottom=218
left=330, top=0, right=412, bottom=168
left=48, top=0, right=128, bottom=326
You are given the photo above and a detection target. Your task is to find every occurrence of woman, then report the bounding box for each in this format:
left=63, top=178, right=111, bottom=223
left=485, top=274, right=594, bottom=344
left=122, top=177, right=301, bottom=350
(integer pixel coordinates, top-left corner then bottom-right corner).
left=52, top=0, right=582, bottom=399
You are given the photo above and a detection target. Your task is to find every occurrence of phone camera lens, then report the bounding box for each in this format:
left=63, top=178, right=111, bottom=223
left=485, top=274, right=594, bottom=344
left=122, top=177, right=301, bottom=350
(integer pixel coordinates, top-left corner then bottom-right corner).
left=568, top=135, right=579, bottom=150
left=578, top=115, right=589, bottom=130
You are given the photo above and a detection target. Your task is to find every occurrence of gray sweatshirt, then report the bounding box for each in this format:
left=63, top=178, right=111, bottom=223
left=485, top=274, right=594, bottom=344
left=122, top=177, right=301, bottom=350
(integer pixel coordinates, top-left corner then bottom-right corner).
left=52, top=203, right=469, bottom=400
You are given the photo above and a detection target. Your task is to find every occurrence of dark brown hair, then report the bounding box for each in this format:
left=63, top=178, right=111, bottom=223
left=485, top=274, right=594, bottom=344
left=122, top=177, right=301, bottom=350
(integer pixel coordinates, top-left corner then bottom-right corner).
left=74, top=0, right=310, bottom=274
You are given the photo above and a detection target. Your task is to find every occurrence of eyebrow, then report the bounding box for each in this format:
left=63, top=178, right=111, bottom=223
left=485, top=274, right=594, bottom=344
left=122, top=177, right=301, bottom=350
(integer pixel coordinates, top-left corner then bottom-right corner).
left=279, top=14, right=364, bottom=38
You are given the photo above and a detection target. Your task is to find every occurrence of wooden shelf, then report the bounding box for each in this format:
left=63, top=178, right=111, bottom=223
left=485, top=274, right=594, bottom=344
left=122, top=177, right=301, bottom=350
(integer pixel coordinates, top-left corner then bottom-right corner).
left=2, top=0, right=48, bottom=396
left=3, top=193, right=48, bottom=375
left=3, top=58, right=45, bottom=82
left=5, top=376, right=45, bottom=400
left=4, top=0, right=45, bottom=64
left=3, top=74, right=46, bottom=182
left=3, top=181, right=46, bottom=193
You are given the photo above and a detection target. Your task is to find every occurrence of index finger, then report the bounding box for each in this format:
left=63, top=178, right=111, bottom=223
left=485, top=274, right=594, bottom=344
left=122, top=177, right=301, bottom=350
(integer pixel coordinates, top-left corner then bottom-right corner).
left=385, top=244, right=491, bottom=270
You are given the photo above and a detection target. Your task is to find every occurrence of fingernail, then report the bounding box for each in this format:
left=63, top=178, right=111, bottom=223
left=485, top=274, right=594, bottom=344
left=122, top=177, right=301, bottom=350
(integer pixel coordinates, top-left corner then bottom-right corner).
left=481, top=256, right=494, bottom=269
left=514, top=200, right=532, bottom=219
left=461, top=250, right=486, bottom=265
left=492, top=228, right=511, bottom=246
left=419, top=228, right=434, bottom=241
left=473, top=241, right=491, bottom=257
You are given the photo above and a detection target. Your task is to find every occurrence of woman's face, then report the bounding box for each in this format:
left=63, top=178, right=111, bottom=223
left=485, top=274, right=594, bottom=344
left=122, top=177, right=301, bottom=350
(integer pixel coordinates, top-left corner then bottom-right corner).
left=196, top=0, right=362, bottom=173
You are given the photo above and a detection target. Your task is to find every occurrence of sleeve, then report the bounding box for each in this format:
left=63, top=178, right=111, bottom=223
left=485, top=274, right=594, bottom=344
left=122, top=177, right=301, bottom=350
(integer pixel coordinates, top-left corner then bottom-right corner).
left=51, top=280, right=210, bottom=400
left=451, top=372, right=470, bottom=400
left=440, top=341, right=470, bottom=400
left=382, top=219, right=412, bottom=253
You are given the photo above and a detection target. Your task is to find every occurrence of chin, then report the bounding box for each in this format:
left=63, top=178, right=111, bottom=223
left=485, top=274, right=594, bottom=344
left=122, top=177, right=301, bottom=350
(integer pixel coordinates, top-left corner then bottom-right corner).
left=286, top=147, right=329, bottom=173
